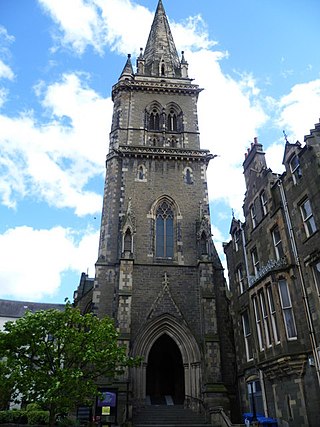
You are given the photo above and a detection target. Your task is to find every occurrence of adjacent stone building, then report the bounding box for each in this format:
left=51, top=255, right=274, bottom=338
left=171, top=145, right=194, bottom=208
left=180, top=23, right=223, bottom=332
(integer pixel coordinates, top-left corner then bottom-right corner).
left=74, top=0, right=236, bottom=424
left=224, top=121, right=320, bottom=427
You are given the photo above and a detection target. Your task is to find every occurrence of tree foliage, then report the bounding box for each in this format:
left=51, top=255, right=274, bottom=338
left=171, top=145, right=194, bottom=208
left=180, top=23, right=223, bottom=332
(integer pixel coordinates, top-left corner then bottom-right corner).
left=0, top=303, right=137, bottom=426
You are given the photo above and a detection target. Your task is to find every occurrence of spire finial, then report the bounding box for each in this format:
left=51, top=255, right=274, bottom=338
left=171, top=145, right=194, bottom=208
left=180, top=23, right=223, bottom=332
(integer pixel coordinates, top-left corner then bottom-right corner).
left=119, top=53, right=134, bottom=80
left=283, top=130, right=289, bottom=143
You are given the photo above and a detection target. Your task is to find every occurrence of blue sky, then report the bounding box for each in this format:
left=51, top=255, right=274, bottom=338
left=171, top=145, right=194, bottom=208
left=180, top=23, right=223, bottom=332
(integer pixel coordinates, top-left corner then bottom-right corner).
left=0, top=0, right=319, bottom=303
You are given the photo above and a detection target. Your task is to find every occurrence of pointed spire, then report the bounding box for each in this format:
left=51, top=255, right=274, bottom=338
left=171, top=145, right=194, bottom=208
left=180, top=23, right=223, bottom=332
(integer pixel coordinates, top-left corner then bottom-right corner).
left=119, top=54, right=134, bottom=81
left=143, top=0, right=181, bottom=77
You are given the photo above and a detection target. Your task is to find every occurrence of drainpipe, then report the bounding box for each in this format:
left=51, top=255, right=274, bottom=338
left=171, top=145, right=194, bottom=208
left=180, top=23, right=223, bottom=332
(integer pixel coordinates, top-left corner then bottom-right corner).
left=278, top=179, right=320, bottom=386
left=259, top=369, right=268, bottom=418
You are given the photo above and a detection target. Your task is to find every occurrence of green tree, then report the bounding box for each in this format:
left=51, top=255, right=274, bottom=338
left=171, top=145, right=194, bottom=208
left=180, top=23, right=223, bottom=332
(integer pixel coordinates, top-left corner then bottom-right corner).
left=0, top=303, right=137, bottom=427
left=0, top=359, right=14, bottom=410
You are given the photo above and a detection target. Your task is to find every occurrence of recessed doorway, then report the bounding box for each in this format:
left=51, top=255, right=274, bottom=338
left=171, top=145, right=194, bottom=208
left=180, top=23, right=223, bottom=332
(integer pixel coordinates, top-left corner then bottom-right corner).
left=146, top=334, right=185, bottom=405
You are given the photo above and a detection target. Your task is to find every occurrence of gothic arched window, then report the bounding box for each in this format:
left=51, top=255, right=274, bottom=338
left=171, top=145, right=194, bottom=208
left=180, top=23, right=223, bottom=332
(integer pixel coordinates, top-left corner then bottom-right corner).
left=124, top=228, right=132, bottom=252
left=200, top=232, right=208, bottom=255
left=137, top=165, right=145, bottom=180
left=161, top=61, right=165, bottom=76
left=149, top=108, right=160, bottom=130
left=156, top=201, right=174, bottom=258
left=185, top=168, right=193, bottom=184
left=167, top=110, right=177, bottom=131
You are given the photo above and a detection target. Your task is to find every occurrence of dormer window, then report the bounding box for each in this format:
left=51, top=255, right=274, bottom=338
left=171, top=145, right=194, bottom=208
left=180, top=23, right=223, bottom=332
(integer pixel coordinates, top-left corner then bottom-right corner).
left=289, top=154, right=302, bottom=184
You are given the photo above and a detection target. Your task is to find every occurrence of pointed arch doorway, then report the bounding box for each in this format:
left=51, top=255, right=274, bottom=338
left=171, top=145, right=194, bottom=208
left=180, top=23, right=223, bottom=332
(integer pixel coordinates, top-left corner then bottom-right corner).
left=146, top=334, right=184, bottom=404
left=131, top=315, right=202, bottom=407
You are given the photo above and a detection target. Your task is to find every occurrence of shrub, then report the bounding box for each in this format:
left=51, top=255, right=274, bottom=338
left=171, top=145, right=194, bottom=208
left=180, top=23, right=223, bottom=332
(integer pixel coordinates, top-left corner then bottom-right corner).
left=0, top=411, right=13, bottom=424
left=0, top=409, right=28, bottom=424
left=57, top=417, right=80, bottom=427
left=26, top=403, right=42, bottom=412
left=27, top=410, right=49, bottom=425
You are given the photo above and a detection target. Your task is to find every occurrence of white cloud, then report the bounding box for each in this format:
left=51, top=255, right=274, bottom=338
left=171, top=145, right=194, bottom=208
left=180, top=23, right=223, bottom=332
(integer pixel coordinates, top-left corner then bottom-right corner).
left=38, top=0, right=106, bottom=55
left=265, top=142, right=285, bottom=174
left=0, top=226, right=99, bottom=301
left=0, top=73, right=111, bottom=215
left=38, top=0, right=153, bottom=56
left=0, top=59, right=14, bottom=80
left=277, top=79, right=320, bottom=143
left=185, top=49, right=268, bottom=214
left=37, top=0, right=216, bottom=57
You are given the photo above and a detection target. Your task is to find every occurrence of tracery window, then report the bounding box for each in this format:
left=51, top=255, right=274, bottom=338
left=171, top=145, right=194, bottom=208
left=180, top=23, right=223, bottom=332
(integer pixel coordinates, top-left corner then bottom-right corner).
left=149, top=108, right=160, bottom=131
left=156, top=201, right=174, bottom=258
left=167, top=109, right=177, bottom=131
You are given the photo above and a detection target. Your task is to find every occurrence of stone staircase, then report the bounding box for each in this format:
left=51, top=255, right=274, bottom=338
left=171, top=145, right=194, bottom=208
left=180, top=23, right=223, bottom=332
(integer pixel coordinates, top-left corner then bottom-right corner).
left=133, top=404, right=211, bottom=427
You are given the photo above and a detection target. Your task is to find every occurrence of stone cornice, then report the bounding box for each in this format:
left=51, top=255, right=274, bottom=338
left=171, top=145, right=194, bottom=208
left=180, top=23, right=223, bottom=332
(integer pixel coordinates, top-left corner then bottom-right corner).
left=107, top=145, right=215, bottom=163
left=112, top=79, right=202, bottom=99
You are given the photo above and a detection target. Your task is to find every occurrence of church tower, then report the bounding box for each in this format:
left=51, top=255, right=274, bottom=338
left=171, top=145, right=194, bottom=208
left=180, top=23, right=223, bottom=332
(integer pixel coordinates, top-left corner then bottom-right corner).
left=79, top=1, right=235, bottom=423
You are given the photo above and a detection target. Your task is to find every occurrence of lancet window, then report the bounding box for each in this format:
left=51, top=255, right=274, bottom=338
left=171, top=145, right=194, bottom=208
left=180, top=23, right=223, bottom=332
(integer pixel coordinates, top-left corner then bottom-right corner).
left=167, top=109, right=177, bottom=131
left=149, top=108, right=160, bottom=131
left=156, top=201, right=174, bottom=258
left=123, top=228, right=132, bottom=252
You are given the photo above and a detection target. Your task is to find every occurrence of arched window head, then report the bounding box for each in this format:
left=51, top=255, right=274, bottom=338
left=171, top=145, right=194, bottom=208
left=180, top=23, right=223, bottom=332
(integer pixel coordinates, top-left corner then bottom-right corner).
left=161, top=61, right=165, bottom=76
left=124, top=228, right=132, bottom=252
left=149, top=108, right=160, bottom=131
left=200, top=232, right=208, bottom=255
left=138, top=165, right=145, bottom=180
left=156, top=201, right=174, bottom=258
left=185, top=168, right=193, bottom=184
left=167, top=109, right=177, bottom=132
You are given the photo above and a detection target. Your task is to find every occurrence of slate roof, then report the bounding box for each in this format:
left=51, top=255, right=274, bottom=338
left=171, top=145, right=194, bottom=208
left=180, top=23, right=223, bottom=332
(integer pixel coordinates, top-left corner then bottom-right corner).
left=0, top=298, right=65, bottom=319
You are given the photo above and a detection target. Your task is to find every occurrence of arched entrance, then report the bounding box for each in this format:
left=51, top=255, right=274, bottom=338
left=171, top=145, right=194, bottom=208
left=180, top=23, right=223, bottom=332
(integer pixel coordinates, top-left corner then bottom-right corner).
left=131, top=314, right=202, bottom=405
left=146, top=334, right=184, bottom=404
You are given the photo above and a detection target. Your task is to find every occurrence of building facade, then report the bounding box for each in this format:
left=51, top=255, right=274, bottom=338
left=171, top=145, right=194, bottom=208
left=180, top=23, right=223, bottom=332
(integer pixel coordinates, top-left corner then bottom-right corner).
left=74, top=1, right=236, bottom=425
left=224, top=122, right=320, bottom=427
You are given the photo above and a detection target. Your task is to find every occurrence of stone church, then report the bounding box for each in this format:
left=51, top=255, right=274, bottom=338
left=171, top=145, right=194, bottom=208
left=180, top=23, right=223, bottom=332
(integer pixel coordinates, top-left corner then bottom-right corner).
left=74, top=1, right=236, bottom=424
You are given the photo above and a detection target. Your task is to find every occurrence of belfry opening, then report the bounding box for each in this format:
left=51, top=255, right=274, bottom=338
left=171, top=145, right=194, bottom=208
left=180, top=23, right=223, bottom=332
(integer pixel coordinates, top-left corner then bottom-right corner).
left=146, top=334, right=184, bottom=405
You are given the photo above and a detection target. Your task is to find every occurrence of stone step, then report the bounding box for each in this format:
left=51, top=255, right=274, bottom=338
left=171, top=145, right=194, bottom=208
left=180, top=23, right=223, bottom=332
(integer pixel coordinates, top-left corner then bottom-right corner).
left=133, top=404, right=210, bottom=426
